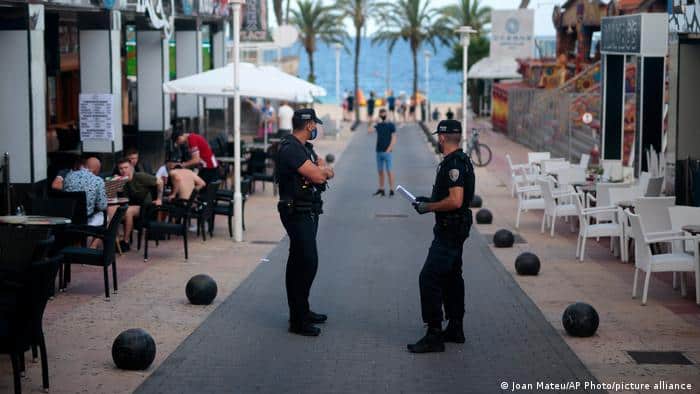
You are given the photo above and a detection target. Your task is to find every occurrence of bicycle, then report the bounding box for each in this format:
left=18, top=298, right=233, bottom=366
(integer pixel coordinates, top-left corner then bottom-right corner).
left=467, top=128, right=492, bottom=167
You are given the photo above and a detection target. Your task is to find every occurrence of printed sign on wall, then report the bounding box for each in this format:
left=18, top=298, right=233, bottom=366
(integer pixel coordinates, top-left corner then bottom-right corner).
left=241, top=0, right=269, bottom=41
left=79, top=93, right=114, bottom=141
left=490, top=9, right=534, bottom=59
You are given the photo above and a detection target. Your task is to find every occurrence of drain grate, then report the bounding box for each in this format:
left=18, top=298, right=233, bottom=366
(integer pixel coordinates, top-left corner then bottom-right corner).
left=375, top=213, right=409, bottom=218
left=250, top=240, right=279, bottom=245
left=483, top=233, right=528, bottom=244
left=627, top=351, right=693, bottom=365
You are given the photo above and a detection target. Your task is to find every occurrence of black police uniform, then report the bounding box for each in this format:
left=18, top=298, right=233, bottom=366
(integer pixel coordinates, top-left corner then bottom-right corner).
left=276, top=133, right=325, bottom=327
left=419, top=148, right=475, bottom=328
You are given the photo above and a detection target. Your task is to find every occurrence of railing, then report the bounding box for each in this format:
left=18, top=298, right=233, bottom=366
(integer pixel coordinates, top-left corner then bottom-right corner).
left=505, top=61, right=602, bottom=162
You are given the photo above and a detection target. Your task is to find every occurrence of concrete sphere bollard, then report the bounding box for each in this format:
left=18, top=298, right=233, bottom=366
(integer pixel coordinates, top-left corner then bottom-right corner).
left=475, top=208, right=492, bottom=224
left=493, top=229, right=515, bottom=248
left=514, top=252, right=540, bottom=275
left=112, top=329, right=157, bottom=370
left=562, top=302, right=599, bottom=337
left=186, top=274, right=218, bottom=305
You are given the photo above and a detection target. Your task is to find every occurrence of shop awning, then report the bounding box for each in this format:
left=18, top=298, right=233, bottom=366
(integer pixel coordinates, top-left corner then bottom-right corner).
left=162, top=62, right=326, bottom=103
left=469, top=56, right=521, bottom=80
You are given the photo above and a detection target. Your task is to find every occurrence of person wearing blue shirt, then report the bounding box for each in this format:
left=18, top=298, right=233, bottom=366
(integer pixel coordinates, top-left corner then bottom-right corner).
left=63, top=157, right=108, bottom=226
left=370, top=108, right=397, bottom=197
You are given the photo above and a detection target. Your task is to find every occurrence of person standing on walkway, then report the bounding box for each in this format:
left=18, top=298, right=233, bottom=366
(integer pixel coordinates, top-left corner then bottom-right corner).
left=408, top=119, right=475, bottom=353
left=277, top=101, right=294, bottom=137
left=370, top=108, right=396, bottom=197
left=276, top=108, right=335, bottom=337
left=386, top=90, right=396, bottom=121
left=367, top=91, right=376, bottom=126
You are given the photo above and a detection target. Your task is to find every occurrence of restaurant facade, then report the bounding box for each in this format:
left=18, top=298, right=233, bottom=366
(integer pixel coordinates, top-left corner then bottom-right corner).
left=0, top=0, right=231, bottom=213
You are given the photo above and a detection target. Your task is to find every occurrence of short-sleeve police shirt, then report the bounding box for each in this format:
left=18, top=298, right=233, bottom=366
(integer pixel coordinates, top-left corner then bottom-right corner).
left=430, top=149, right=475, bottom=214
left=277, top=134, right=317, bottom=200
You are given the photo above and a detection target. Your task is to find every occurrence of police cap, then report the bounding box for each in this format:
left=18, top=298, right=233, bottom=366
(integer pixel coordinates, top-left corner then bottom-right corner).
left=433, top=119, right=462, bottom=134
left=293, top=108, right=323, bottom=125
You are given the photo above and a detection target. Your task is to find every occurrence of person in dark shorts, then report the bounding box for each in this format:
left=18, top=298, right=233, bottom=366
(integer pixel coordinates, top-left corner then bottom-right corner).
left=446, top=108, right=454, bottom=120
left=387, top=90, right=396, bottom=120
left=370, top=108, right=397, bottom=197
left=367, top=91, right=376, bottom=125
left=347, top=91, right=355, bottom=115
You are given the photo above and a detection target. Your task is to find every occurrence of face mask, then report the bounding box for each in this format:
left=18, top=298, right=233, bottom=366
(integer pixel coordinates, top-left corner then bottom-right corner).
left=310, top=128, right=318, bottom=140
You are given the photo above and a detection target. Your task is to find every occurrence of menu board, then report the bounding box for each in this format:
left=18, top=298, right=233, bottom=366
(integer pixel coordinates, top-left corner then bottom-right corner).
left=79, top=93, right=114, bottom=141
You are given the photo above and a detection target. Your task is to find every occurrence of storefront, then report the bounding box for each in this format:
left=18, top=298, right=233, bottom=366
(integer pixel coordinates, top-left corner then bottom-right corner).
left=668, top=1, right=700, bottom=203
left=0, top=0, right=229, bottom=212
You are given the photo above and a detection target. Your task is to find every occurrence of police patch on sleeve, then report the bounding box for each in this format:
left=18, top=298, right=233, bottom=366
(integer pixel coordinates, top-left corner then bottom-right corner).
left=449, top=169, right=460, bottom=182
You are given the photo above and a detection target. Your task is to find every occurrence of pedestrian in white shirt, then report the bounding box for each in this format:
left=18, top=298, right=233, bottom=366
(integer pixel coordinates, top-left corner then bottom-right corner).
left=278, top=101, right=294, bottom=137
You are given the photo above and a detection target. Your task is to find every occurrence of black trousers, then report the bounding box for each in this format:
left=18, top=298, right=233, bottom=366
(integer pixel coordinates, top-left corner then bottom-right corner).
left=279, top=209, right=319, bottom=324
left=419, top=229, right=467, bottom=326
left=199, top=167, right=220, bottom=185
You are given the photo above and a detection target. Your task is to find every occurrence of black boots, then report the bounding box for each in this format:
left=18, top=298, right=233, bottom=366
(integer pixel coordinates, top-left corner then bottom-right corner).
left=407, top=327, right=445, bottom=353
left=306, top=310, right=327, bottom=324
left=373, top=189, right=385, bottom=196
left=288, top=322, right=321, bottom=336
left=442, top=321, right=465, bottom=343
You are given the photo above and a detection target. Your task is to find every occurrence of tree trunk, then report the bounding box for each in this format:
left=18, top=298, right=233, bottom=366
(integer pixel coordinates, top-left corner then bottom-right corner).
left=273, top=0, right=283, bottom=26
left=307, top=48, right=316, bottom=83
left=285, top=0, right=291, bottom=24
left=518, top=0, right=530, bottom=8
left=411, top=45, right=418, bottom=119
left=353, top=26, right=361, bottom=123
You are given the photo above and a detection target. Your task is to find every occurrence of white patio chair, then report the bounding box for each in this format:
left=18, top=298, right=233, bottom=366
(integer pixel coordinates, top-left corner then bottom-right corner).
left=636, top=172, right=650, bottom=197
left=528, top=152, right=551, bottom=166
left=627, top=210, right=699, bottom=305
left=538, top=178, right=578, bottom=237
left=608, top=186, right=640, bottom=262
left=602, top=159, right=623, bottom=181
left=587, top=182, right=631, bottom=222
left=555, top=167, right=587, bottom=187
left=506, top=154, right=530, bottom=197
left=541, top=159, right=570, bottom=174
left=577, top=154, right=590, bottom=169
left=668, top=205, right=700, bottom=290
left=644, top=176, right=664, bottom=197
left=573, top=193, right=624, bottom=262
left=515, top=182, right=545, bottom=229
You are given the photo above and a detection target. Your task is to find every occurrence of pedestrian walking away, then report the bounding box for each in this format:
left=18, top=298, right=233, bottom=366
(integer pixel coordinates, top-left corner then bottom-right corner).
left=409, top=119, right=475, bottom=353
left=367, top=91, right=376, bottom=125
left=387, top=90, right=396, bottom=121
left=370, top=108, right=397, bottom=197
left=275, top=108, right=335, bottom=337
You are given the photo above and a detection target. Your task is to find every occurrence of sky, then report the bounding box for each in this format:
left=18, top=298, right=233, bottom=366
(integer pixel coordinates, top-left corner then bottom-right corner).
left=267, top=0, right=558, bottom=37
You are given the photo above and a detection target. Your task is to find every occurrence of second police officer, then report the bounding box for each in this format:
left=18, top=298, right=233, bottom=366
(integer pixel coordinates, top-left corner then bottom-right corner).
left=276, top=108, right=335, bottom=336
left=408, top=119, right=475, bottom=353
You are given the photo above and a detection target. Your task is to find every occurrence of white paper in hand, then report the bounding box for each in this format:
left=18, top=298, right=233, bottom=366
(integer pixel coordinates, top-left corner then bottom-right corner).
left=396, top=185, right=416, bottom=203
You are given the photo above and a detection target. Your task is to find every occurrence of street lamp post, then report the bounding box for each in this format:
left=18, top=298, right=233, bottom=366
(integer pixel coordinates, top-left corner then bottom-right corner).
left=333, top=43, right=342, bottom=104
left=424, top=50, right=431, bottom=122
left=231, top=0, right=245, bottom=242
left=457, top=26, right=476, bottom=152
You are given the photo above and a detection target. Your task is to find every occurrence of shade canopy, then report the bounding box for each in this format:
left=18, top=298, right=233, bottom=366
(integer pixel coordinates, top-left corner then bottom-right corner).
left=162, top=62, right=326, bottom=103
left=469, top=56, right=521, bottom=80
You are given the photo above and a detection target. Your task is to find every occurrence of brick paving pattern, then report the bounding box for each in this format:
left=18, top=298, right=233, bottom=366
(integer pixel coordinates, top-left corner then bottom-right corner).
left=136, top=124, right=598, bottom=393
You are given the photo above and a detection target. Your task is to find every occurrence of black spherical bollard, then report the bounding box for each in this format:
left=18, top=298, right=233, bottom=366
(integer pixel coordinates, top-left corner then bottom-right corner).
left=186, top=274, right=218, bottom=305
left=475, top=208, right=492, bottom=224
left=470, top=195, right=483, bottom=208
left=562, top=302, right=599, bottom=337
left=493, top=229, right=515, bottom=248
left=325, top=153, right=335, bottom=164
left=515, top=252, right=540, bottom=275
left=112, top=329, right=156, bottom=371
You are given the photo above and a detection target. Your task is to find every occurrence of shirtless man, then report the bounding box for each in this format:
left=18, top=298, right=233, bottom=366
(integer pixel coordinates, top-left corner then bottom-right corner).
left=166, top=167, right=206, bottom=201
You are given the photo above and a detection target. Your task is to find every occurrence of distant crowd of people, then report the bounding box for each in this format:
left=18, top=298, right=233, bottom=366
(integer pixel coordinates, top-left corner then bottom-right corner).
left=341, top=89, right=455, bottom=126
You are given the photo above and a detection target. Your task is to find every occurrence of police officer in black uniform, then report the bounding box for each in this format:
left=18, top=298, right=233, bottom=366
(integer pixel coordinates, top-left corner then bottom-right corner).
left=276, top=108, right=335, bottom=336
left=408, top=119, right=475, bottom=353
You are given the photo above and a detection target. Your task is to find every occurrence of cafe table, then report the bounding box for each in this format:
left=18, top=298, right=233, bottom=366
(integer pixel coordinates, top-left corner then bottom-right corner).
left=0, top=215, right=71, bottom=227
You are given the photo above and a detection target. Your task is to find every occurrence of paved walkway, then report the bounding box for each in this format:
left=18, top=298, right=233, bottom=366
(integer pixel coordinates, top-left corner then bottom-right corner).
left=137, top=124, right=597, bottom=393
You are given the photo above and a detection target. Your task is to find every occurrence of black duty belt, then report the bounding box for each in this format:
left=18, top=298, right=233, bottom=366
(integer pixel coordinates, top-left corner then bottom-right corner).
left=278, top=200, right=323, bottom=214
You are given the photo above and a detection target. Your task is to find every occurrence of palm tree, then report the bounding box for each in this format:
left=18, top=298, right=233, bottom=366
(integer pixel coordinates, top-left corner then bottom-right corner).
left=273, top=0, right=284, bottom=26
left=437, top=0, right=491, bottom=36
left=373, top=0, right=448, bottom=108
left=338, top=0, right=373, bottom=123
left=290, top=0, right=348, bottom=83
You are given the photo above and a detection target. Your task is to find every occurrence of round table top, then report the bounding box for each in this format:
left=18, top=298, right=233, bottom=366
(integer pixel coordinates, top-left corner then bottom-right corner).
left=108, top=197, right=129, bottom=205
left=0, top=215, right=71, bottom=226
left=617, top=200, right=635, bottom=209
left=682, top=225, right=700, bottom=235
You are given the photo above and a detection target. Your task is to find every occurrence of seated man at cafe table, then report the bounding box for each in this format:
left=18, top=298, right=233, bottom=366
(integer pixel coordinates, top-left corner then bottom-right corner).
left=114, top=157, right=164, bottom=251
left=166, top=165, right=206, bottom=201
left=63, top=156, right=108, bottom=227
left=114, top=147, right=152, bottom=175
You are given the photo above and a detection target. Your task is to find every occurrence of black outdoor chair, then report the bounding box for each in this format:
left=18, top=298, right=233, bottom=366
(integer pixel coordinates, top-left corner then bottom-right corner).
left=215, top=178, right=251, bottom=237
left=246, top=149, right=276, bottom=194
left=143, top=191, right=198, bottom=262
left=193, top=181, right=220, bottom=241
left=0, top=227, right=58, bottom=394
left=59, top=205, right=128, bottom=299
